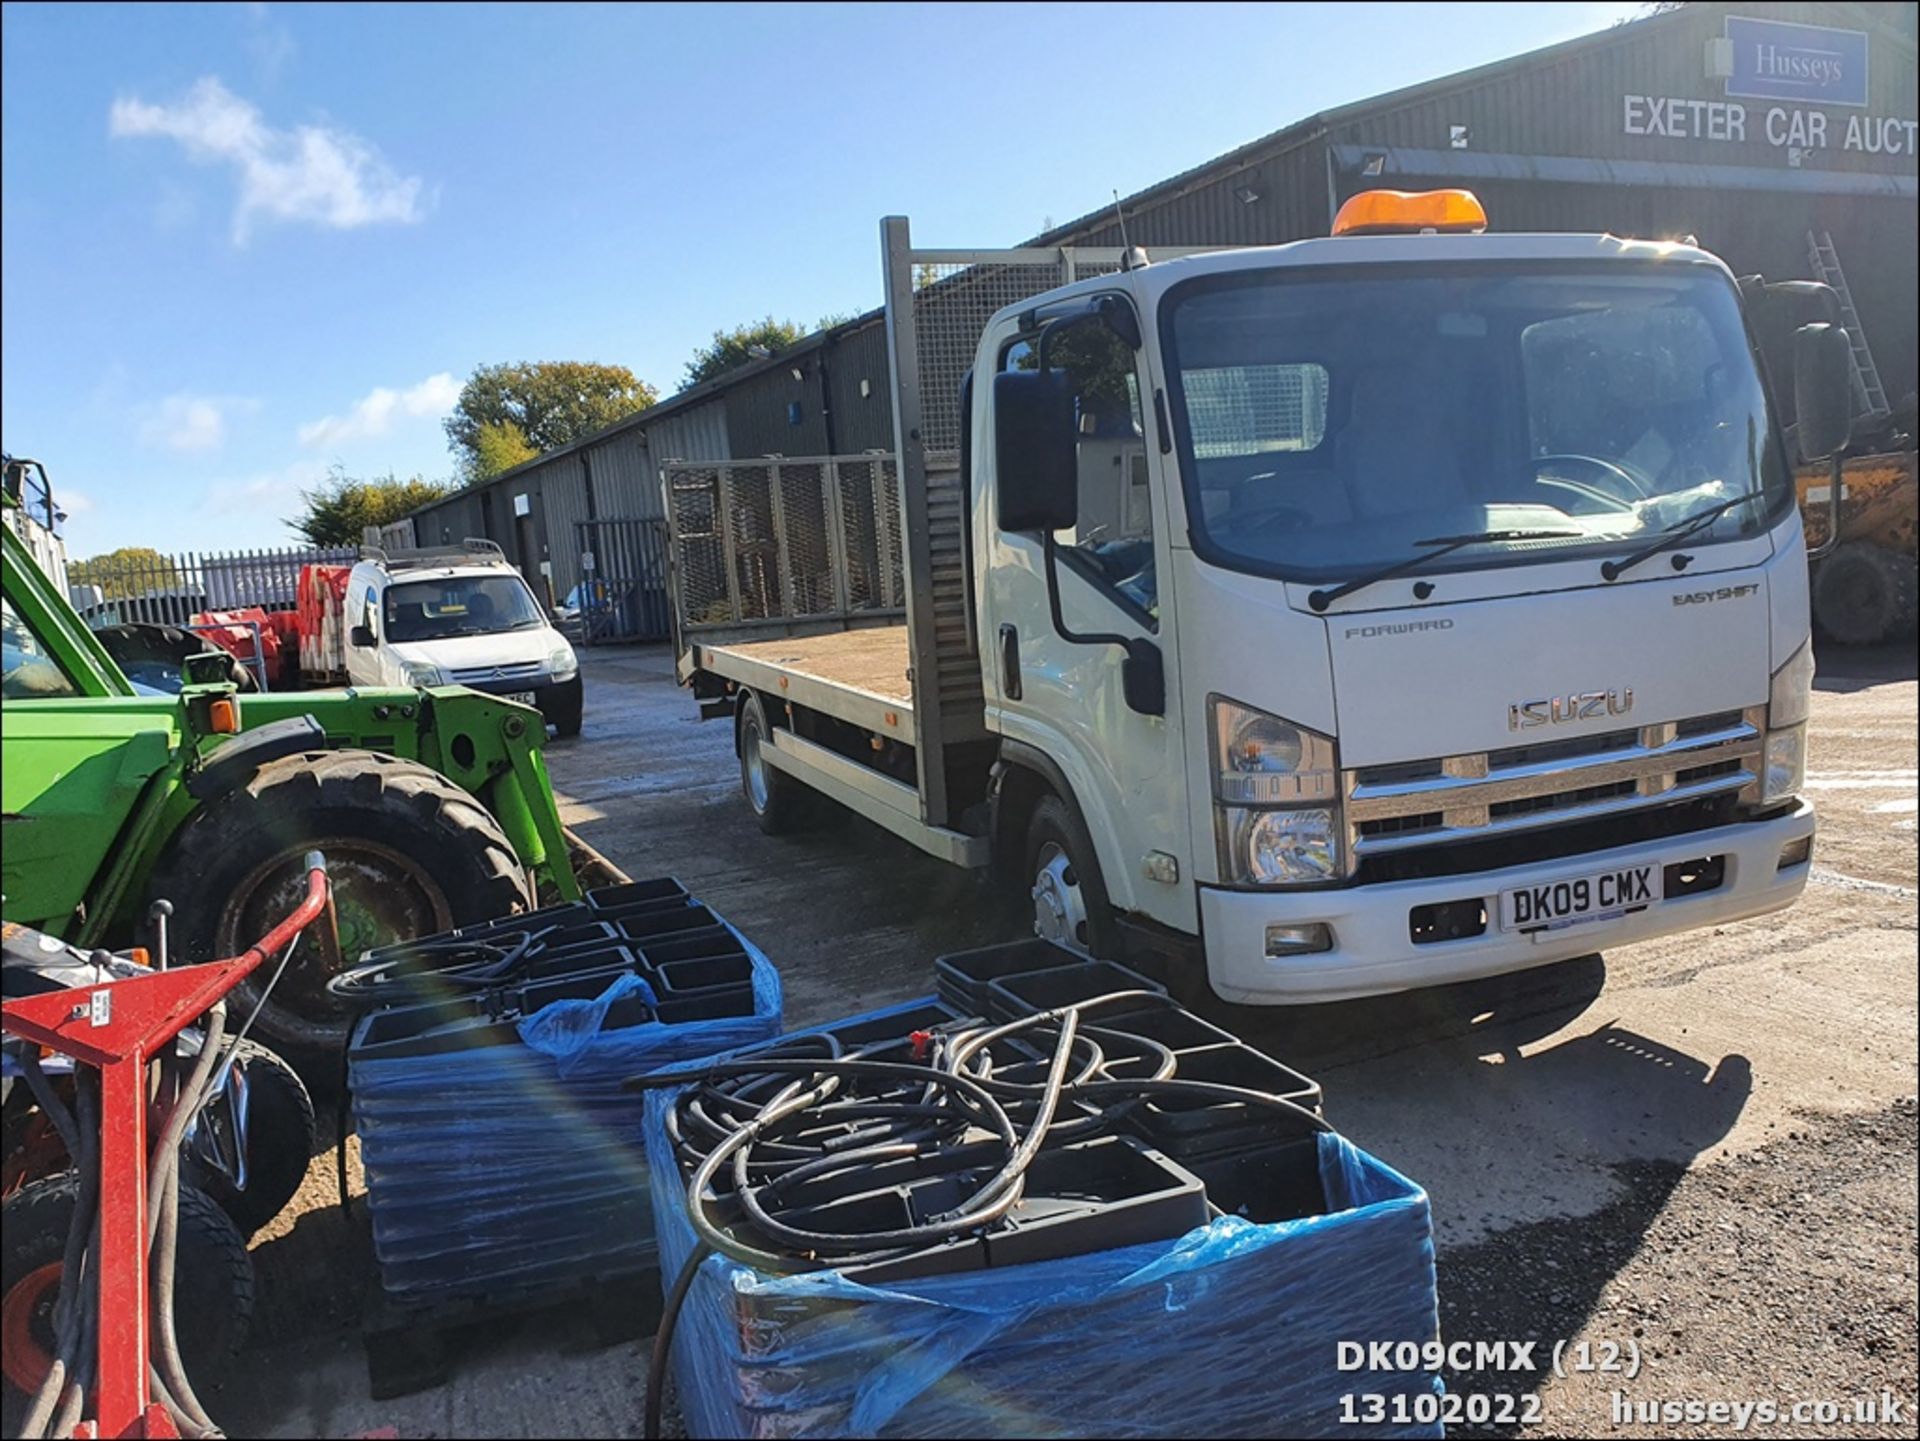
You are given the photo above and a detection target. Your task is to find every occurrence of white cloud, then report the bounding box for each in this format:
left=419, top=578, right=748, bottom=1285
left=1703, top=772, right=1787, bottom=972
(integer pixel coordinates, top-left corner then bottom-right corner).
left=243, top=3, right=297, bottom=82
left=297, top=372, right=460, bottom=449
left=138, top=393, right=252, bottom=453
left=109, top=77, right=425, bottom=243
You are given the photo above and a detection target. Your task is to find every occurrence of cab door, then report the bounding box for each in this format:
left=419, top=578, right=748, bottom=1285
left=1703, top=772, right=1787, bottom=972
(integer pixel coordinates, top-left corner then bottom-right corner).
left=977, top=304, right=1194, bottom=933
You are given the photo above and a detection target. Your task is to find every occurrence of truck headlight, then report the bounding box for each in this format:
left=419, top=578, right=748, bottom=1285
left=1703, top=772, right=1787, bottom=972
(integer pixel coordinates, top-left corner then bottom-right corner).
left=1209, top=698, right=1345, bottom=884
left=1762, top=723, right=1806, bottom=805
left=1768, top=638, right=1814, bottom=729
left=403, top=662, right=445, bottom=687
left=1221, top=806, right=1342, bottom=884
left=547, top=644, right=578, bottom=680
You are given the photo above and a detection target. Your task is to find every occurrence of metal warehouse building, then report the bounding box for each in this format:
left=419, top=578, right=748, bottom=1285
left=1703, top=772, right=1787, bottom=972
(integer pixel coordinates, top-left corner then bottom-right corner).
left=408, top=0, right=1916, bottom=639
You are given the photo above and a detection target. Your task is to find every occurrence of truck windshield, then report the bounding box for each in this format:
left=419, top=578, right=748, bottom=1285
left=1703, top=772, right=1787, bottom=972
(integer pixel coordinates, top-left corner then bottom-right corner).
left=1161, top=265, right=1792, bottom=583
left=385, top=575, right=545, bottom=642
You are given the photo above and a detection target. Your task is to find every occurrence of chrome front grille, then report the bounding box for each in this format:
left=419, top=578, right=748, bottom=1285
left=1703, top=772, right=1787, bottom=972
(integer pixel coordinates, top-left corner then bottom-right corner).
left=449, top=660, right=542, bottom=684
left=1346, top=708, right=1766, bottom=856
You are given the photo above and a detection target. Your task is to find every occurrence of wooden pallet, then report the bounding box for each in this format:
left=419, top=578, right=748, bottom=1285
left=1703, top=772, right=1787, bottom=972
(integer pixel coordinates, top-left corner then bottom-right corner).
left=360, top=1263, right=663, bottom=1400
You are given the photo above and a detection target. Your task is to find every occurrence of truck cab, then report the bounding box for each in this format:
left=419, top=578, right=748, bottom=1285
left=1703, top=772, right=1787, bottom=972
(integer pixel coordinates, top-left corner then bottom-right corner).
left=675, top=195, right=1852, bottom=1005
left=345, top=541, right=584, bottom=737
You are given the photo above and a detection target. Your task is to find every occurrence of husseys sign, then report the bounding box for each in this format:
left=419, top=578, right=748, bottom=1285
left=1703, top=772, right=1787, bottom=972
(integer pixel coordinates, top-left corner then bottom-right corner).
left=1620, top=14, right=1916, bottom=162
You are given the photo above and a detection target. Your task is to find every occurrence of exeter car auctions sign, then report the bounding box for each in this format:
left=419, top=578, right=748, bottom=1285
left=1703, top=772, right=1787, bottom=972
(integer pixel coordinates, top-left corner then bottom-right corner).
left=1619, top=14, right=1916, bottom=162
left=1723, top=15, right=1868, bottom=109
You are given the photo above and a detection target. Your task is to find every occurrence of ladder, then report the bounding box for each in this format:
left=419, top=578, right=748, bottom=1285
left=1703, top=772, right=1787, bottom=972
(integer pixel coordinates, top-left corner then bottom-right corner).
left=1806, top=230, right=1890, bottom=420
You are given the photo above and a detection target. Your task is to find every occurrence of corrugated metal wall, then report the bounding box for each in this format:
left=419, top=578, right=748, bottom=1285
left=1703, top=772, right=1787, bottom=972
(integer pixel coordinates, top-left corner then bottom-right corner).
left=725, top=356, right=829, bottom=458
left=537, top=452, right=590, bottom=600
left=825, top=321, right=897, bottom=452
left=583, top=428, right=658, bottom=518
left=645, top=398, right=732, bottom=468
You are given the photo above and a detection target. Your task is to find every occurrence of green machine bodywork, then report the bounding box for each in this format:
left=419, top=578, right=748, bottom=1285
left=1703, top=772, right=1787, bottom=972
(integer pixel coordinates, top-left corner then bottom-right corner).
left=1, top=511, right=580, bottom=949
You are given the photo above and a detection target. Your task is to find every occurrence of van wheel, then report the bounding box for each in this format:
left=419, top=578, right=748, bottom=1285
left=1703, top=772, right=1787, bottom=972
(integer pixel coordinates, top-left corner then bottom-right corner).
left=546, top=675, right=584, bottom=738
left=738, top=693, right=803, bottom=835
left=1023, top=795, right=1118, bottom=958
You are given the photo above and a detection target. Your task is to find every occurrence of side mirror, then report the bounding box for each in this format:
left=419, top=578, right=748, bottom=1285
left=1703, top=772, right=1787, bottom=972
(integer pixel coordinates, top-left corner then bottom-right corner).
left=1120, top=639, right=1165, bottom=717
left=994, top=369, right=1079, bottom=533
left=1793, top=322, right=1853, bottom=463
left=349, top=624, right=376, bottom=648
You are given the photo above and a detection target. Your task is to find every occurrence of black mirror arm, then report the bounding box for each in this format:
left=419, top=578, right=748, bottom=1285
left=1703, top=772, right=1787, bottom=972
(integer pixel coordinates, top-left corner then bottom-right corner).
left=1040, top=534, right=1164, bottom=715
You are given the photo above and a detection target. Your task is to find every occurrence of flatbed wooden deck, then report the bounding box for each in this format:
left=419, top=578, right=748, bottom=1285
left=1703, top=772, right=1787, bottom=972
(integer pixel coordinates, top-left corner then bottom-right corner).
left=693, top=625, right=916, bottom=744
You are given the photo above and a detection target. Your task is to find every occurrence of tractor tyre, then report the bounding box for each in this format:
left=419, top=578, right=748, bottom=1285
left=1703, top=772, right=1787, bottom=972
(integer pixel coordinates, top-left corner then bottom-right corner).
left=145, top=750, right=532, bottom=1070
left=1812, top=542, right=1917, bottom=647
left=1, top=1175, right=254, bottom=1402
left=187, top=1037, right=318, bottom=1237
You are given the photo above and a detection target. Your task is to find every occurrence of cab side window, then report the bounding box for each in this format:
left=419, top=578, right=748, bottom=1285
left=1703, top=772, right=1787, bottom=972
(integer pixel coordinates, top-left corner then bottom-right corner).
left=1001, top=320, right=1157, bottom=625
left=361, top=585, right=379, bottom=636
left=2, top=594, right=82, bottom=700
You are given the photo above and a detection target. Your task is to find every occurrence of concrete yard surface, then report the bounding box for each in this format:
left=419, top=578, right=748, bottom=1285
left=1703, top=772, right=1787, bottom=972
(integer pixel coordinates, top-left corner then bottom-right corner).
left=222, top=640, right=1918, bottom=1439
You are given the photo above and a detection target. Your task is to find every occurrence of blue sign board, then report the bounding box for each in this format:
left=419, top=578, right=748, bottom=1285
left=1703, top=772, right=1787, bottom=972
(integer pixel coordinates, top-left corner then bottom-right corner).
left=1725, top=16, right=1869, bottom=108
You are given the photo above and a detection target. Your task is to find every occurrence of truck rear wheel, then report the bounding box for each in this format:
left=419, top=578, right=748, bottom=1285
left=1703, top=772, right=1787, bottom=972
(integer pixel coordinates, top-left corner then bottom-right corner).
left=145, top=750, right=532, bottom=1067
left=1813, top=542, right=1917, bottom=646
left=738, top=692, right=805, bottom=835
left=1023, top=794, right=1119, bottom=959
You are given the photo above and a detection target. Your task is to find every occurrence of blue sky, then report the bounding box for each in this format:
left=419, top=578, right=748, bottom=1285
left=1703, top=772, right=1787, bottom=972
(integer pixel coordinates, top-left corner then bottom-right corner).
left=1, top=1, right=1639, bottom=556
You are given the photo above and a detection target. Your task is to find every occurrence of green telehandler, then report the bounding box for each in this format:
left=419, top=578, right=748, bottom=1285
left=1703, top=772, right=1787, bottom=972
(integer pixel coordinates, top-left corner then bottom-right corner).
left=2, top=460, right=584, bottom=1067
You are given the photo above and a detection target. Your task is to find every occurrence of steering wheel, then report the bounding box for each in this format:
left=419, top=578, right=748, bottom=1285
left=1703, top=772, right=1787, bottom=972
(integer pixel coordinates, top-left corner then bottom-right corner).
left=1533, top=453, right=1650, bottom=503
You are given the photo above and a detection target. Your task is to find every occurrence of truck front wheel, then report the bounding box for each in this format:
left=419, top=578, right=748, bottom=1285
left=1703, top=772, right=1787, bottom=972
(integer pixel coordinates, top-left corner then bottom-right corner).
left=1023, top=795, right=1118, bottom=958
left=145, top=750, right=533, bottom=1068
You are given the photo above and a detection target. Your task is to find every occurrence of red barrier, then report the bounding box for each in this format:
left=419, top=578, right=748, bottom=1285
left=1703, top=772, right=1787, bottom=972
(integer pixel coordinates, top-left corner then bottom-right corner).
left=297, top=563, right=354, bottom=681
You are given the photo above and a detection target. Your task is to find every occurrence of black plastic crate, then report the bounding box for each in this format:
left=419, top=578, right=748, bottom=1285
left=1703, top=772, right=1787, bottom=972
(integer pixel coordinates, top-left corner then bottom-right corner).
left=615, top=905, right=721, bottom=942
left=716, top=1135, right=1208, bottom=1286
left=1128, top=1043, right=1323, bottom=1157
left=352, top=998, right=523, bottom=1061
left=986, top=960, right=1165, bottom=1020
left=655, top=953, right=756, bottom=994
left=933, top=938, right=1077, bottom=1014
left=1094, top=1000, right=1236, bottom=1052
left=654, top=988, right=757, bottom=1026
left=587, top=878, right=689, bottom=912
left=1185, top=1137, right=1327, bottom=1225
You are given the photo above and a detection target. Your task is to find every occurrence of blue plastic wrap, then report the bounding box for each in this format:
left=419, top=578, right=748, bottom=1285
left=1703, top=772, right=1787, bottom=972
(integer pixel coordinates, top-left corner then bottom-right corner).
left=350, top=926, right=780, bottom=1300
left=642, top=998, right=1442, bottom=1439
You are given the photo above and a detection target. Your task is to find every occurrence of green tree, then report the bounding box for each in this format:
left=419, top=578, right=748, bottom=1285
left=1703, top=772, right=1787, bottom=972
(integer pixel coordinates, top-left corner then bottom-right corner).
left=290, top=467, right=452, bottom=547
left=472, top=419, right=539, bottom=479
left=444, top=362, right=657, bottom=483
left=68, top=547, right=181, bottom=599
left=683, top=317, right=808, bottom=389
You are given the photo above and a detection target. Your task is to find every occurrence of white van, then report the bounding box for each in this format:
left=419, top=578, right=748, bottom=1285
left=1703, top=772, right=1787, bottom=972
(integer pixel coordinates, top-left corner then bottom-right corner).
left=345, top=540, right=583, bottom=736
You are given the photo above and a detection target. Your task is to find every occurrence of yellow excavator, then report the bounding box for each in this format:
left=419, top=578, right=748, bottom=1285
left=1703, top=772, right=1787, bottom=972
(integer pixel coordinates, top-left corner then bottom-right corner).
left=1798, top=436, right=1918, bottom=647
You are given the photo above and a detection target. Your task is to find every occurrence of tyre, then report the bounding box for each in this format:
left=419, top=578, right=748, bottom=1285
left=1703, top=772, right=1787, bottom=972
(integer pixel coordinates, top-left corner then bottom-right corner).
left=187, top=1038, right=317, bottom=1237
left=545, top=674, right=584, bottom=738
left=1812, top=542, right=1918, bottom=647
left=737, top=692, right=805, bottom=836
left=1, top=1175, right=254, bottom=1401
left=1022, top=794, right=1119, bottom=958
left=145, top=750, right=533, bottom=1065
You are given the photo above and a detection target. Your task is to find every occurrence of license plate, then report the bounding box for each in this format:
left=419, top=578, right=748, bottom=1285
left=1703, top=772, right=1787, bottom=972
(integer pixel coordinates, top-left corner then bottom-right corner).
left=1500, top=864, right=1661, bottom=932
left=504, top=690, right=537, bottom=707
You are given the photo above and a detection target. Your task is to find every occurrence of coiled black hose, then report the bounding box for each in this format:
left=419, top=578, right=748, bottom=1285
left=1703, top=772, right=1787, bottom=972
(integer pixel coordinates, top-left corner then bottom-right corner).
left=636, top=991, right=1331, bottom=1439
left=323, top=931, right=537, bottom=1009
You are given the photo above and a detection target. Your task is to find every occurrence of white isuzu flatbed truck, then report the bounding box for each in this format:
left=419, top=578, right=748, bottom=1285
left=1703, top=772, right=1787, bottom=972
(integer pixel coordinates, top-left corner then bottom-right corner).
left=667, top=192, right=1851, bottom=1004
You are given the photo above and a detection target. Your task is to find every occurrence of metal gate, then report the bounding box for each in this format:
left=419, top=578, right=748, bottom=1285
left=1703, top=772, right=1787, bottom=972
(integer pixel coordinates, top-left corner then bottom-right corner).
left=663, top=455, right=904, bottom=642
left=572, top=517, right=672, bottom=645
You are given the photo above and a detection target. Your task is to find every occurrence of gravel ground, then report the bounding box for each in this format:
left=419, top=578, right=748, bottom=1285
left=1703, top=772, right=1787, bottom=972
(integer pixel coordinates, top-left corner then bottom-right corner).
left=1441, top=1098, right=1919, bottom=1437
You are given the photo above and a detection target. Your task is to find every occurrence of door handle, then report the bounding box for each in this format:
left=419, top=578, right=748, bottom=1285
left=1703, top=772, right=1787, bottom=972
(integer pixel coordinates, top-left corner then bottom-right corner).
left=999, top=624, right=1022, bottom=700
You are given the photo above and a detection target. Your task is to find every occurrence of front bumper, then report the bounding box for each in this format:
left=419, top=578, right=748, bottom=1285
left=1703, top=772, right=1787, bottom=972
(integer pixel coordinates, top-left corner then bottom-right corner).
left=1199, top=800, right=1816, bottom=1004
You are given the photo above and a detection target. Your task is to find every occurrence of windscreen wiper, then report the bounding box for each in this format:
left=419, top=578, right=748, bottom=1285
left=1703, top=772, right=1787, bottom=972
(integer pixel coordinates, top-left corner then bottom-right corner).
left=1599, top=491, right=1771, bottom=582
left=1307, top=529, right=1582, bottom=613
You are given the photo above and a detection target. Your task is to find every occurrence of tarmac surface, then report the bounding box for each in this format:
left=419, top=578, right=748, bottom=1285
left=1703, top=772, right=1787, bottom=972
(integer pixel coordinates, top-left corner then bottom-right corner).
left=221, top=638, right=1917, bottom=1438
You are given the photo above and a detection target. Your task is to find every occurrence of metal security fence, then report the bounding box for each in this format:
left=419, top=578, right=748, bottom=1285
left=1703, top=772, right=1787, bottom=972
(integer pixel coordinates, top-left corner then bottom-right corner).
left=572, top=517, right=672, bottom=645
left=664, top=455, right=903, bottom=636
left=64, top=544, right=356, bottom=628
